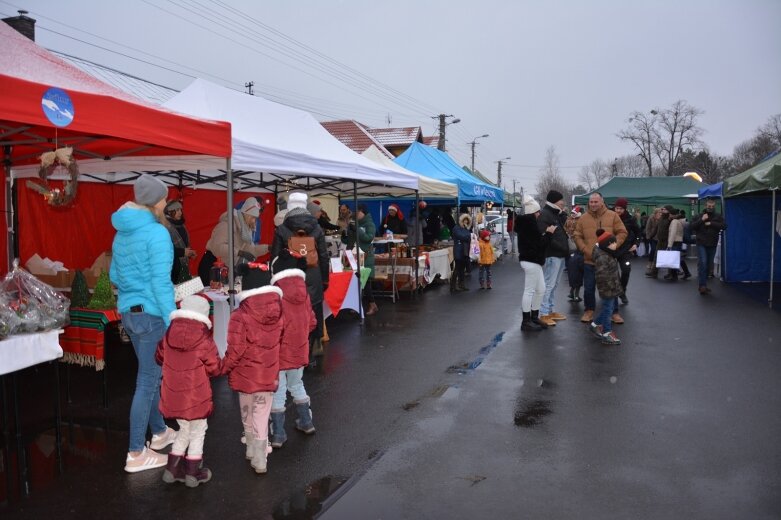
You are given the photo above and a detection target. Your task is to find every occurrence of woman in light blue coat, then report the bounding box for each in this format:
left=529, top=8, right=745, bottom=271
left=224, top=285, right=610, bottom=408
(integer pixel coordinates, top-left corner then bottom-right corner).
left=110, top=174, right=178, bottom=473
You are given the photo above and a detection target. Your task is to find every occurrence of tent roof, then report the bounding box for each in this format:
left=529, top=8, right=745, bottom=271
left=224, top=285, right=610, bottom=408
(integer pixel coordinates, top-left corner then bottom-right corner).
left=394, top=142, right=502, bottom=203
left=361, top=145, right=457, bottom=198
left=0, top=22, right=231, bottom=176
left=162, top=79, right=419, bottom=193
left=723, top=152, right=781, bottom=197
left=698, top=181, right=722, bottom=199
left=573, top=176, right=704, bottom=206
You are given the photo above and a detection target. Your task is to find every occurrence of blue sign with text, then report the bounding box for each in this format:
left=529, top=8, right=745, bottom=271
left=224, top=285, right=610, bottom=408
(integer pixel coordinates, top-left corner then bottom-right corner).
left=41, top=87, right=75, bottom=127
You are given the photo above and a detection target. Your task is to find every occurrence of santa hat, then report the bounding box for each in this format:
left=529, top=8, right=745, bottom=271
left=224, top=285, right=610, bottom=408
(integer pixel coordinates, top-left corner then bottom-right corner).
left=386, top=203, right=404, bottom=220
left=571, top=205, right=582, bottom=217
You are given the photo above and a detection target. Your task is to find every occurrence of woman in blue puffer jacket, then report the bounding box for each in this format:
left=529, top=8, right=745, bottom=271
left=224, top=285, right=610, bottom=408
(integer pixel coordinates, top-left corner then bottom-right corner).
left=110, top=174, right=177, bottom=474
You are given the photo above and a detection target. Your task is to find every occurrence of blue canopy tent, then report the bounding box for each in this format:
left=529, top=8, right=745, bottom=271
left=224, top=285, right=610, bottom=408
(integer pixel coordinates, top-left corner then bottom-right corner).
left=394, top=142, right=503, bottom=205
left=720, top=153, right=781, bottom=307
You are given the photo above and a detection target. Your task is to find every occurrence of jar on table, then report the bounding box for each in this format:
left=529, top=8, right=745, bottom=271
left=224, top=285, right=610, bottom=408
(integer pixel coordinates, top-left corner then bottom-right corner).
left=210, top=258, right=228, bottom=290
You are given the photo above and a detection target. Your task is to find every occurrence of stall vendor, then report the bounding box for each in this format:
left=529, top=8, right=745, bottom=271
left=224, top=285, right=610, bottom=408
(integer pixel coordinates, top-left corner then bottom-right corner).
left=378, top=203, right=408, bottom=237
left=197, top=197, right=269, bottom=285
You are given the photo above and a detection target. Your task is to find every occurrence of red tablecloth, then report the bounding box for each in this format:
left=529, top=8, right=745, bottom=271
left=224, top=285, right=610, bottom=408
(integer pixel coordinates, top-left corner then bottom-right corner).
left=61, top=308, right=121, bottom=371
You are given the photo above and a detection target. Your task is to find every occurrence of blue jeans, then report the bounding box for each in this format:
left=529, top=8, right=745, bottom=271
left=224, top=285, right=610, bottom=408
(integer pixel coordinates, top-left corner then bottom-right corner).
left=272, top=368, right=308, bottom=411
left=541, top=256, right=566, bottom=315
left=122, top=312, right=167, bottom=452
left=584, top=264, right=596, bottom=311
left=697, top=245, right=717, bottom=287
left=595, top=297, right=615, bottom=333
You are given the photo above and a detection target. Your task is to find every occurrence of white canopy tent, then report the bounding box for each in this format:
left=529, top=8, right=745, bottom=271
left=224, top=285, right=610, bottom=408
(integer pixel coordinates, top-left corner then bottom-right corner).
left=361, top=145, right=457, bottom=198
left=162, top=78, right=420, bottom=194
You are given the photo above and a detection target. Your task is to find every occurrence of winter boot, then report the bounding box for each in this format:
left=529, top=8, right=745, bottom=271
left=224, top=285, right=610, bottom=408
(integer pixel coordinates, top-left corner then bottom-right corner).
left=294, top=401, right=316, bottom=434
left=162, top=453, right=186, bottom=484
left=244, top=430, right=256, bottom=460
left=269, top=411, right=287, bottom=448
left=567, top=287, right=576, bottom=301
left=311, top=337, right=324, bottom=357
left=457, top=282, right=469, bottom=291
left=250, top=439, right=268, bottom=474
left=521, top=311, right=541, bottom=331
left=530, top=310, right=548, bottom=329
left=184, top=458, right=212, bottom=488
left=573, top=287, right=582, bottom=302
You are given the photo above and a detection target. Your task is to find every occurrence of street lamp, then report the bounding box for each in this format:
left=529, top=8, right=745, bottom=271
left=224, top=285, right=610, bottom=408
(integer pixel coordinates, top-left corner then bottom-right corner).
left=469, top=134, right=489, bottom=173
left=432, top=114, right=460, bottom=151
left=495, top=156, right=511, bottom=187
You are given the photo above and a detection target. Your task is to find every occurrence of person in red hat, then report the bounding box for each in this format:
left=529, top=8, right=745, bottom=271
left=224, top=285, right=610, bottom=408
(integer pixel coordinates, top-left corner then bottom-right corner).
left=477, top=229, right=496, bottom=289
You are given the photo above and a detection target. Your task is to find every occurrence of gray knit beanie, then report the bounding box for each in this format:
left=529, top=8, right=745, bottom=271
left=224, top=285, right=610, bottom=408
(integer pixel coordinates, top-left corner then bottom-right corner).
left=134, top=174, right=168, bottom=206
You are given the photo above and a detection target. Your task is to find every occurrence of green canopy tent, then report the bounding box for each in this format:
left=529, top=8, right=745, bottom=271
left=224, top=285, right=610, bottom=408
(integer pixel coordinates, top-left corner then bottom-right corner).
left=721, top=152, right=781, bottom=307
left=573, top=176, right=704, bottom=214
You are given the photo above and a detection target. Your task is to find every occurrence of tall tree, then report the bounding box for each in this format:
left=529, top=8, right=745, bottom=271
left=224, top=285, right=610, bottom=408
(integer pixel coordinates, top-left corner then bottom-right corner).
left=614, top=154, right=647, bottom=177
left=535, top=146, right=570, bottom=199
left=617, top=110, right=658, bottom=176
left=577, top=159, right=612, bottom=190
left=654, top=100, right=705, bottom=176
left=758, top=113, right=781, bottom=147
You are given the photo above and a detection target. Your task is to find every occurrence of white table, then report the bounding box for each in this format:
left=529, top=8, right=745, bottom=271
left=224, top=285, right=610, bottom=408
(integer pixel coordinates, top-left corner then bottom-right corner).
left=0, top=330, right=63, bottom=376
left=323, top=271, right=363, bottom=319
left=202, top=290, right=232, bottom=357
left=424, top=247, right=453, bottom=284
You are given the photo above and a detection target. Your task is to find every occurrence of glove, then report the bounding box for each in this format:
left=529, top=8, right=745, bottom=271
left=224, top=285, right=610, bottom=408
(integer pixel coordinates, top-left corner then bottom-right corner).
left=237, top=250, right=255, bottom=262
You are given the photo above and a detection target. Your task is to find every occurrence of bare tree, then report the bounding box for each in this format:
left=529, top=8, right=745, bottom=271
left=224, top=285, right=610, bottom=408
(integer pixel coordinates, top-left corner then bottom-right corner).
left=617, top=110, right=658, bottom=176
left=757, top=113, right=781, bottom=147
left=654, top=100, right=705, bottom=176
left=614, top=154, right=647, bottom=177
left=535, top=145, right=571, bottom=202
left=578, top=159, right=612, bottom=190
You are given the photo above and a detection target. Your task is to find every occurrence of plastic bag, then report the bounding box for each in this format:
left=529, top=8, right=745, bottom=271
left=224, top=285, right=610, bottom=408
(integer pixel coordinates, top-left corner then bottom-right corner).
left=0, top=260, right=70, bottom=339
left=469, top=233, right=480, bottom=261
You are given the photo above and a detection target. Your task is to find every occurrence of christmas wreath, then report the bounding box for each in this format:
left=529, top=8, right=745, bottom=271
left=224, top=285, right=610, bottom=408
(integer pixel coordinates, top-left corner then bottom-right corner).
left=26, top=146, right=79, bottom=206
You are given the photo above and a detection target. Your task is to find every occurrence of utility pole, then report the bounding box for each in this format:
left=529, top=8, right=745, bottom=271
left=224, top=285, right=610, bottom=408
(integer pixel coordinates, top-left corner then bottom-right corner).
left=468, top=134, right=489, bottom=172
left=433, top=114, right=459, bottom=151
left=496, top=156, right=511, bottom=187
left=245, top=81, right=254, bottom=95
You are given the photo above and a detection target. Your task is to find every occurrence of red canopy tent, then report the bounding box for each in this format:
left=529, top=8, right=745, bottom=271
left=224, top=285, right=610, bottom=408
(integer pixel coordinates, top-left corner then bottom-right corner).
left=0, top=22, right=233, bottom=273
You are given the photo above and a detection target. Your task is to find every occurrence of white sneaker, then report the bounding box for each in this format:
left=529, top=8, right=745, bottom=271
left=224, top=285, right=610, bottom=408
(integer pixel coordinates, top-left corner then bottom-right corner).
left=125, top=445, right=167, bottom=473
left=149, top=427, right=177, bottom=450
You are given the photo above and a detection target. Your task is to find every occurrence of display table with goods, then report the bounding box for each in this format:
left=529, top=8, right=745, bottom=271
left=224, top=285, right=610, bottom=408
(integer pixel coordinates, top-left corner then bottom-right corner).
left=373, top=254, right=427, bottom=296
left=0, top=263, right=68, bottom=499
left=415, top=245, right=453, bottom=284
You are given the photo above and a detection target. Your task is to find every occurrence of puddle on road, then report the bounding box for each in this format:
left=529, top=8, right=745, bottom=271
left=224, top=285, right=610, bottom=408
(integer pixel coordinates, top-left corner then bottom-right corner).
left=445, top=332, right=505, bottom=374
left=513, top=399, right=553, bottom=428
left=272, top=474, right=349, bottom=519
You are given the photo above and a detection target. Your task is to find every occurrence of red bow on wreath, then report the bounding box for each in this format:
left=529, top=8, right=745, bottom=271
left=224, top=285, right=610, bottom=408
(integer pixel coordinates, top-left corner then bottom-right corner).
left=25, top=146, right=80, bottom=207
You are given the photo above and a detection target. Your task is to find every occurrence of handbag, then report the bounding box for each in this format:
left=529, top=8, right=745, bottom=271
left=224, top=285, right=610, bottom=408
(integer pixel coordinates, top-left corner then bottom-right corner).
left=655, top=249, right=680, bottom=269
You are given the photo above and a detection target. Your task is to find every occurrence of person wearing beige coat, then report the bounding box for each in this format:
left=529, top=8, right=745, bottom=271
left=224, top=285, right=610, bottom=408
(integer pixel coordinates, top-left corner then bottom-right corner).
left=197, top=197, right=270, bottom=285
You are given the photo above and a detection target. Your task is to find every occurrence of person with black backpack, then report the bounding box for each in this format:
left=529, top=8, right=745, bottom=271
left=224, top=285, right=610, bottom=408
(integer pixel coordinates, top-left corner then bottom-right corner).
left=270, top=192, right=329, bottom=362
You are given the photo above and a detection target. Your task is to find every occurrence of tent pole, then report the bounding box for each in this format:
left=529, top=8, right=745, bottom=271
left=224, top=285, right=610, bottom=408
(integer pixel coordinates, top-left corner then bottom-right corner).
left=770, top=188, right=777, bottom=308
left=3, top=145, right=14, bottom=272
left=226, top=158, right=235, bottom=310
left=353, top=182, right=363, bottom=320
left=414, top=190, right=420, bottom=299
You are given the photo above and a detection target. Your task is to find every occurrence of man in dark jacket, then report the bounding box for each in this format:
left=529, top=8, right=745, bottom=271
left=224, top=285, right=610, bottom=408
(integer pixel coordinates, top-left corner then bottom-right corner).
left=613, top=197, right=640, bottom=304
left=690, top=197, right=725, bottom=294
left=537, top=190, right=569, bottom=326
left=451, top=213, right=473, bottom=292
left=271, top=192, right=329, bottom=357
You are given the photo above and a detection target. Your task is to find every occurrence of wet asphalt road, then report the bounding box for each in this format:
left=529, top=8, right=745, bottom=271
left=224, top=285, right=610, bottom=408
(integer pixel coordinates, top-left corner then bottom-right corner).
left=3, top=255, right=781, bottom=519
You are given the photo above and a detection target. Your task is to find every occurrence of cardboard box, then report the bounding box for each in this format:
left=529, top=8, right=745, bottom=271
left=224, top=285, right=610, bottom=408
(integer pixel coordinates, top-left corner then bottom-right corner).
left=34, top=270, right=74, bottom=289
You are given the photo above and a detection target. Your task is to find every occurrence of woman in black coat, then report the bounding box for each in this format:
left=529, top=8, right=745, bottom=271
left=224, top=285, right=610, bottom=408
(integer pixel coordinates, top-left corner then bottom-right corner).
left=517, top=197, right=556, bottom=331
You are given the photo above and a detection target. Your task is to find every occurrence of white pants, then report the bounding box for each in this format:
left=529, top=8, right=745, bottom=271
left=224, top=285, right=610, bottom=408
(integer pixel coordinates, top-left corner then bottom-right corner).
left=171, top=418, right=208, bottom=458
left=520, top=261, right=545, bottom=312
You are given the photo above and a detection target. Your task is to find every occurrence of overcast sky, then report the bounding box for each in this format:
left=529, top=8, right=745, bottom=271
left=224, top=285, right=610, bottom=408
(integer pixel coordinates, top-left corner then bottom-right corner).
left=3, top=0, right=779, bottom=193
